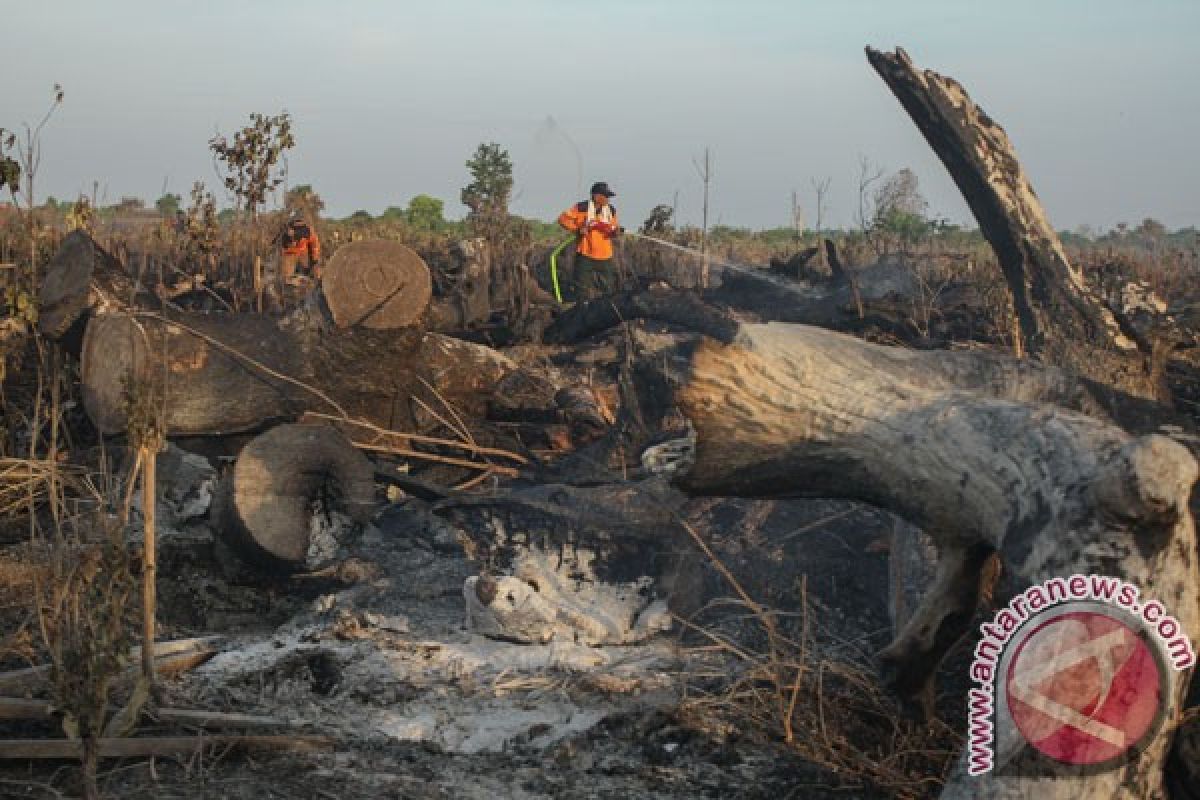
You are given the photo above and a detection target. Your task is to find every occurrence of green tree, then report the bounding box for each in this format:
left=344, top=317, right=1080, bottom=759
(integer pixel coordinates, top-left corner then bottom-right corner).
left=641, top=204, right=674, bottom=234
left=461, top=142, right=513, bottom=242
left=872, top=168, right=930, bottom=243
left=1135, top=217, right=1167, bottom=240
left=182, top=181, right=220, bottom=272
left=405, top=194, right=446, bottom=232
left=155, top=193, right=182, bottom=215
left=285, top=184, right=324, bottom=218
left=0, top=131, right=18, bottom=198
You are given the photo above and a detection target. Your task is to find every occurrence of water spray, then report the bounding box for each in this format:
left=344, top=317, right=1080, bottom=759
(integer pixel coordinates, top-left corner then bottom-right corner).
left=550, top=229, right=798, bottom=303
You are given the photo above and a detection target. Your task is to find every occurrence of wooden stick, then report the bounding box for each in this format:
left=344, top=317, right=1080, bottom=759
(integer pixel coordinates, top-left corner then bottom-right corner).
left=0, top=639, right=220, bottom=692
left=129, top=636, right=224, bottom=660
left=0, top=700, right=294, bottom=730
left=153, top=649, right=216, bottom=677
left=140, top=444, right=157, bottom=686
left=352, top=443, right=518, bottom=477
left=301, top=412, right=529, bottom=465
left=452, top=470, right=495, bottom=492
left=0, top=735, right=333, bottom=759
left=0, top=698, right=52, bottom=720
left=253, top=255, right=263, bottom=313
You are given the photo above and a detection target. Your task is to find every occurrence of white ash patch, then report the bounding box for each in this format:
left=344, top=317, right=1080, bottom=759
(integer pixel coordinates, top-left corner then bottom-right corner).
left=306, top=503, right=366, bottom=570
left=190, top=620, right=679, bottom=755
left=131, top=443, right=217, bottom=530
left=464, top=546, right=672, bottom=646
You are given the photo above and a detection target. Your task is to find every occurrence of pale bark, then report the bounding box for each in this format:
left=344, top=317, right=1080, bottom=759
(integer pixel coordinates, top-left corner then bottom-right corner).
left=211, top=423, right=375, bottom=572
left=634, top=321, right=1198, bottom=800
left=320, top=239, right=432, bottom=330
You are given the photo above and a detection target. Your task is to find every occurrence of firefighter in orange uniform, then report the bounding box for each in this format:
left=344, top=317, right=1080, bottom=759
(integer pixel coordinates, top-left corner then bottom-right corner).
left=279, top=212, right=322, bottom=284
left=557, top=181, right=620, bottom=300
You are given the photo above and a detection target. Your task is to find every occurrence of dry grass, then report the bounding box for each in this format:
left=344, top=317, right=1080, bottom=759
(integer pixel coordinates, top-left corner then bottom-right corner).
left=672, top=519, right=960, bottom=799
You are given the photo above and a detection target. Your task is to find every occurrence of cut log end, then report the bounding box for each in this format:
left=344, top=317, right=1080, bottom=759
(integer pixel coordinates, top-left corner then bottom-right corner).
left=213, top=423, right=375, bottom=572
left=322, top=240, right=433, bottom=330
left=38, top=230, right=134, bottom=339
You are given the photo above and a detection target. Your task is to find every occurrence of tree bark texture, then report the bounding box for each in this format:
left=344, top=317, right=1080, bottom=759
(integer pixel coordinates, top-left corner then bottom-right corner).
left=80, top=311, right=518, bottom=437
left=38, top=229, right=149, bottom=340
left=632, top=321, right=1197, bottom=800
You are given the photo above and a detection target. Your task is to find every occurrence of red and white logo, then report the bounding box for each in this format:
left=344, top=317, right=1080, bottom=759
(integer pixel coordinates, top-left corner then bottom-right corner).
left=1004, top=610, right=1165, bottom=766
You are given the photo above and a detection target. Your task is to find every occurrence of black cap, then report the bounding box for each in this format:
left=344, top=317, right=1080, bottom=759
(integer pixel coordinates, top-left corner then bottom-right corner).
left=590, top=181, right=616, bottom=198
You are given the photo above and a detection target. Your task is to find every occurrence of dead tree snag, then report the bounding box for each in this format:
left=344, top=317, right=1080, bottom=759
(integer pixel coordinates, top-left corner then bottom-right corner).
left=865, top=47, right=1167, bottom=402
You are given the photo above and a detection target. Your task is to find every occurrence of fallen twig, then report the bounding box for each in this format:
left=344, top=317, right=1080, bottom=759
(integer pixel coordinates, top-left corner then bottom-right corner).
left=0, top=735, right=333, bottom=759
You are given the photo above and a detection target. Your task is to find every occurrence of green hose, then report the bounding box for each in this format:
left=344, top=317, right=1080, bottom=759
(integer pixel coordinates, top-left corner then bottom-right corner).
left=549, top=236, right=574, bottom=303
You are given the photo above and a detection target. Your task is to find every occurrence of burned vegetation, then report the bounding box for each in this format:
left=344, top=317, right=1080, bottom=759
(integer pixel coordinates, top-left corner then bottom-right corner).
left=0, top=48, right=1198, bottom=800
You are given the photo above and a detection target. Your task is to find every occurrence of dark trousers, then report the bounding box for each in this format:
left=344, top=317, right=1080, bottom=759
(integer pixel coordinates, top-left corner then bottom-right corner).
left=575, top=254, right=616, bottom=301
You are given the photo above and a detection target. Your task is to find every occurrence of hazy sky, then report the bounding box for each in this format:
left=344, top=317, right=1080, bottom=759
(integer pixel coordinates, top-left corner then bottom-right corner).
left=6, top=0, right=1198, bottom=231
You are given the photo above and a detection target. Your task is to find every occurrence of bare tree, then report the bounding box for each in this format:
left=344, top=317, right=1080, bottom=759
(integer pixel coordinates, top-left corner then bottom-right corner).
left=692, top=148, right=713, bottom=286
left=1, top=84, right=64, bottom=289
left=810, top=176, right=832, bottom=235
left=790, top=190, right=805, bottom=243
left=855, top=155, right=885, bottom=234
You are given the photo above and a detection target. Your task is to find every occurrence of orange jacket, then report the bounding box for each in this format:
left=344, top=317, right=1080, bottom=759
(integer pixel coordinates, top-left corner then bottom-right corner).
left=558, top=201, right=618, bottom=260
left=281, top=220, right=321, bottom=261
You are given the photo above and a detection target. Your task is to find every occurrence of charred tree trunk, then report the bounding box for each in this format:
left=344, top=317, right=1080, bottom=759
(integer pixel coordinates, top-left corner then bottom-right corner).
left=632, top=321, right=1197, bottom=800
left=546, top=290, right=1184, bottom=435
left=425, top=238, right=504, bottom=333
left=82, top=312, right=301, bottom=435
left=38, top=230, right=150, bottom=340
left=823, top=237, right=847, bottom=281
left=865, top=47, right=1165, bottom=402
left=80, top=311, right=517, bottom=436
left=211, top=423, right=375, bottom=571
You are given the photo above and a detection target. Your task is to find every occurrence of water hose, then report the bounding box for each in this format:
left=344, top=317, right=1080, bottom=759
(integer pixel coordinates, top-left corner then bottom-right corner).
left=549, top=236, right=574, bottom=303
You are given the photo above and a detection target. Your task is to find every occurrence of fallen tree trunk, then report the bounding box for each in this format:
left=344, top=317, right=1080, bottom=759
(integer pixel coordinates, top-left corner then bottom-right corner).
left=82, top=311, right=303, bottom=435
left=865, top=47, right=1165, bottom=402
left=212, top=423, right=375, bottom=572
left=546, top=289, right=1183, bottom=435
left=631, top=321, right=1197, bottom=800
left=80, top=311, right=521, bottom=437
left=548, top=256, right=985, bottom=350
